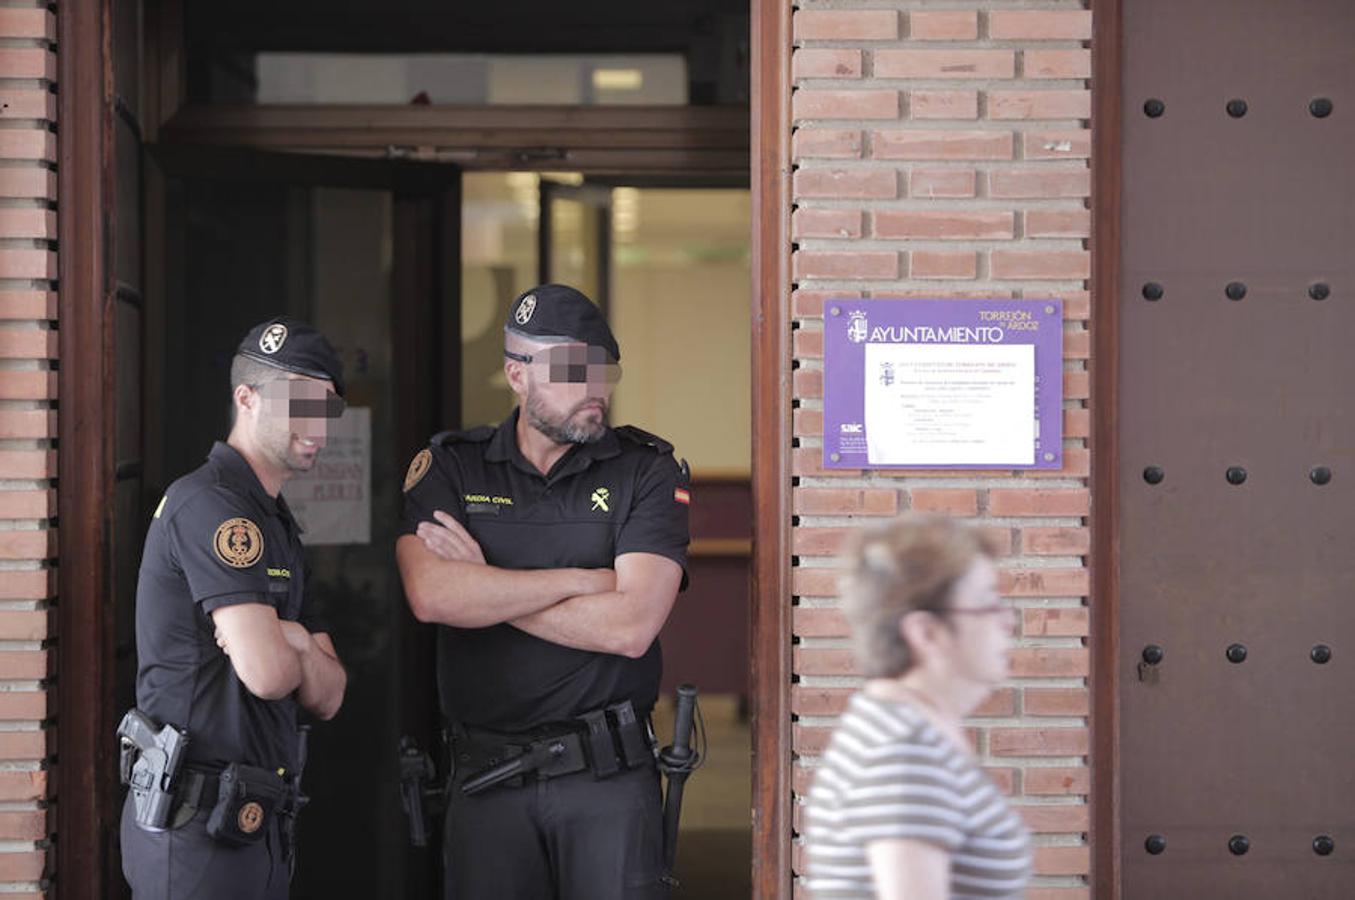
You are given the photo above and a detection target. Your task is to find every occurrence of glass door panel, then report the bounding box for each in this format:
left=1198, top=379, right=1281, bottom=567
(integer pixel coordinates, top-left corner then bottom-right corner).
left=542, top=181, right=611, bottom=311
left=151, top=150, right=458, bottom=898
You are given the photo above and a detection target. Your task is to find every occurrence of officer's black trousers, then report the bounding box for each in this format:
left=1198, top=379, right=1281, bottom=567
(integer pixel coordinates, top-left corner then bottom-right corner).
left=444, top=762, right=667, bottom=900
left=120, top=793, right=291, bottom=900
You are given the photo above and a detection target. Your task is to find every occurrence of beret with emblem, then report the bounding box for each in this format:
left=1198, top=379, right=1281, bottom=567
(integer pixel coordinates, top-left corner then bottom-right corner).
left=504, top=284, right=620, bottom=363
left=236, top=316, right=346, bottom=397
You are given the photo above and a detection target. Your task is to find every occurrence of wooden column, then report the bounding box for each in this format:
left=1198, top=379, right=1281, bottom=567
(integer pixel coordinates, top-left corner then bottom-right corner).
left=749, top=0, right=793, bottom=896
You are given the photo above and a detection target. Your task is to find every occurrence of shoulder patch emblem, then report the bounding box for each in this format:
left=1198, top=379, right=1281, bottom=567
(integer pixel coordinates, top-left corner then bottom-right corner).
left=259, top=323, right=288, bottom=354
left=213, top=518, right=264, bottom=569
left=674, top=488, right=690, bottom=506
left=404, top=448, right=432, bottom=492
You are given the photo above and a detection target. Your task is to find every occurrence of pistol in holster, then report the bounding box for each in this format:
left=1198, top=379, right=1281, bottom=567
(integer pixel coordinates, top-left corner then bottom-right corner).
left=399, top=734, right=445, bottom=848
left=117, top=708, right=189, bottom=832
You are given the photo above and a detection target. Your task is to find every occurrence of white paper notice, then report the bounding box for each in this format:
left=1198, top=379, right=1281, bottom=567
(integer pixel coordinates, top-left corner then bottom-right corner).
left=282, top=407, right=372, bottom=545
left=864, top=344, right=1035, bottom=465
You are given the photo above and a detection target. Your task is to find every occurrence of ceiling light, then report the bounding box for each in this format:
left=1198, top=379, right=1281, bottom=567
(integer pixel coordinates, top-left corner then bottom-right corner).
left=593, top=69, right=643, bottom=91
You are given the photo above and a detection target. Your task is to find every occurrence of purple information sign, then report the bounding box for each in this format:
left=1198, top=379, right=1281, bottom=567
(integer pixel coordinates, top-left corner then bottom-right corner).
left=823, top=299, right=1063, bottom=470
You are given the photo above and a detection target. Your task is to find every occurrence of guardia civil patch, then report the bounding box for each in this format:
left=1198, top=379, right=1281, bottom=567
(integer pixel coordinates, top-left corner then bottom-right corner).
left=213, top=517, right=264, bottom=569
left=258, top=323, right=288, bottom=354
left=404, top=448, right=432, bottom=492
left=238, top=801, right=264, bottom=834
left=515, top=293, right=537, bottom=325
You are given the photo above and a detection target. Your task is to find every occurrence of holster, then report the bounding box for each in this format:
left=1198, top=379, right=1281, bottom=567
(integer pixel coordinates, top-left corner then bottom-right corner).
left=117, top=708, right=189, bottom=832
left=454, top=700, right=656, bottom=797
left=204, top=763, right=289, bottom=847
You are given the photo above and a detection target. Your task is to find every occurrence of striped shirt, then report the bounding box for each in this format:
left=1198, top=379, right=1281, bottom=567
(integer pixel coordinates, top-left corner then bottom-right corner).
left=802, top=693, right=1031, bottom=898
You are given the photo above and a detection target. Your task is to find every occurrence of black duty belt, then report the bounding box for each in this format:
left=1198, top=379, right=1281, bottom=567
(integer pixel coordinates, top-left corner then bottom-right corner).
left=168, top=766, right=224, bottom=829
left=451, top=700, right=655, bottom=796
left=169, top=765, right=303, bottom=829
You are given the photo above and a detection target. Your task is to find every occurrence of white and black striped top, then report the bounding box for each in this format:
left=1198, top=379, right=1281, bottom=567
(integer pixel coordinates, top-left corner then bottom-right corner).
left=802, top=693, right=1031, bottom=898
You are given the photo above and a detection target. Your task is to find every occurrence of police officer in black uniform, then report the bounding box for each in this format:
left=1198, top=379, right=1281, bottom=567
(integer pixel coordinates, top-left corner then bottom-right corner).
left=120, top=317, right=349, bottom=899
left=397, top=284, right=690, bottom=900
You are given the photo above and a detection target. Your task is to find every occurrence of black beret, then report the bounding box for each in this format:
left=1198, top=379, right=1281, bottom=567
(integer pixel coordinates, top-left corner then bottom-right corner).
left=236, top=316, right=346, bottom=397
left=504, top=284, right=620, bottom=362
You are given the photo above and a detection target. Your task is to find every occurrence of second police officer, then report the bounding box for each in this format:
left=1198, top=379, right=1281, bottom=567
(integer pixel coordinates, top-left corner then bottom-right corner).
left=120, top=318, right=349, bottom=899
left=397, top=284, right=691, bottom=899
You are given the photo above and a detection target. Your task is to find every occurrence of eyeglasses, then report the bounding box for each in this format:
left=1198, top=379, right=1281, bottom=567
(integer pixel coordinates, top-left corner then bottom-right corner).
left=504, top=344, right=621, bottom=386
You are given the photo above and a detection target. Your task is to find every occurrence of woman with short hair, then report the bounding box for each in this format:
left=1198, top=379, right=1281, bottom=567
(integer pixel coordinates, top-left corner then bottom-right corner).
left=803, top=515, right=1031, bottom=899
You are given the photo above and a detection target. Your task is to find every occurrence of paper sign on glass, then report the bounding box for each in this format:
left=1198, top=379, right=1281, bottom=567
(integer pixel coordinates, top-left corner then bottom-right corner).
left=824, top=300, right=1063, bottom=470
left=282, top=407, right=372, bottom=544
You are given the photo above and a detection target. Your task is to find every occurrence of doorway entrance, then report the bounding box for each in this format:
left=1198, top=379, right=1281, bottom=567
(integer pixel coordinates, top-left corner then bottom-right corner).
left=60, top=1, right=802, bottom=898
left=141, top=166, right=754, bottom=898
left=102, top=4, right=758, bottom=895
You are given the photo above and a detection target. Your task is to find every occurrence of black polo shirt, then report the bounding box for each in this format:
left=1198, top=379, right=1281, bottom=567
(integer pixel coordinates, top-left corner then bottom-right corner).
left=134, top=441, right=319, bottom=772
left=399, top=410, right=690, bottom=733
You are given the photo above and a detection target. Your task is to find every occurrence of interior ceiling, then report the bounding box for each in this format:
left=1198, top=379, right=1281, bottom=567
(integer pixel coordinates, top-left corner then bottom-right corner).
left=186, top=0, right=747, bottom=54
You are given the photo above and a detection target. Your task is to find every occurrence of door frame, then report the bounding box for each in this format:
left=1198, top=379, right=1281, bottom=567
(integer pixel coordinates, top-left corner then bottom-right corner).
left=57, top=2, right=119, bottom=897
left=1089, top=0, right=1122, bottom=896
left=63, top=1, right=798, bottom=896
left=749, top=0, right=793, bottom=895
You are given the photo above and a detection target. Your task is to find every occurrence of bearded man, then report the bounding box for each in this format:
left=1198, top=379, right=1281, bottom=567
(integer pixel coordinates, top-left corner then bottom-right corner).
left=396, top=284, right=690, bottom=900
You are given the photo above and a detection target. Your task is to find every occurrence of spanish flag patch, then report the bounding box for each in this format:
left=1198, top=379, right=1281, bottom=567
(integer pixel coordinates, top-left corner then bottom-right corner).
left=674, top=488, right=690, bottom=505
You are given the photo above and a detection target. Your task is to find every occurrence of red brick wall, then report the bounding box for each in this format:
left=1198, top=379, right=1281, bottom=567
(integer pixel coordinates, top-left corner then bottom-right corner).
left=789, top=3, right=1091, bottom=896
left=0, top=4, right=57, bottom=895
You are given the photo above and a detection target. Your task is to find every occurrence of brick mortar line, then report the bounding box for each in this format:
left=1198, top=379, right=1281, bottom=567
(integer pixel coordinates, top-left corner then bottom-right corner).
left=789, top=280, right=1090, bottom=290
left=792, top=157, right=1091, bottom=168
left=791, top=81, right=1089, bottom=92
left=796, top=637, right=1085, bottom=651
left=791, top=193, right=1094, bottom=201
left=794, top=595, right=1087, bottom=609
left=795, top=675, right=1090, bottom=690
left=796, top=714, right=1087, bottom=728
left=795, top=44, right=1090, bottom=55
left=794, top=79, right=1089, bottom=89
left=793, top=117, right=1090, bottom=128
left=0, top=36, right=53, bottom=48
left=793, top=1, right=1086, bottom=11
left=795, top=239, right=1088, bottom=250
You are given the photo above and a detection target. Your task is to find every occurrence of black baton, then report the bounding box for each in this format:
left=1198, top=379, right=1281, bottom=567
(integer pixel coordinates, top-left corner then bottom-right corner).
left=658, top=684, right=699, bottom=885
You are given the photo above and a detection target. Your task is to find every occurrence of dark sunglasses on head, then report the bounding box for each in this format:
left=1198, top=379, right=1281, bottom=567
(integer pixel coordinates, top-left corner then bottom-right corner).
left=504, top=345, right=621, bottom=385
